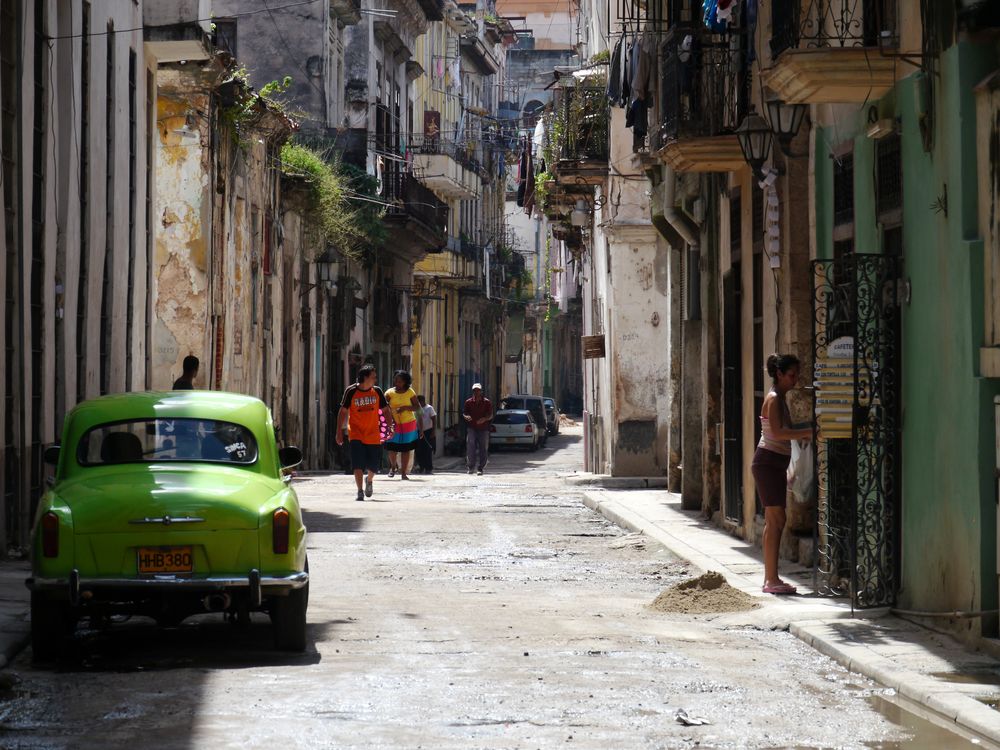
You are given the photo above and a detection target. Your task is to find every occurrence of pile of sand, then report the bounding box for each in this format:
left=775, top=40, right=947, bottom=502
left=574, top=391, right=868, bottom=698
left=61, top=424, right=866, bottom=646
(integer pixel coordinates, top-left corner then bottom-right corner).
left=650, top=571, right=760, bottom=615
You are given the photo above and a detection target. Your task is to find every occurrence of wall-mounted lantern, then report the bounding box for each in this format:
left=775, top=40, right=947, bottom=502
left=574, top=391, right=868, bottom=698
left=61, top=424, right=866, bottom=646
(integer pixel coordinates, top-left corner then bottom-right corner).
left=764, top=98, right=807, bottom=156
left=735, top=108, right=773, bottom=177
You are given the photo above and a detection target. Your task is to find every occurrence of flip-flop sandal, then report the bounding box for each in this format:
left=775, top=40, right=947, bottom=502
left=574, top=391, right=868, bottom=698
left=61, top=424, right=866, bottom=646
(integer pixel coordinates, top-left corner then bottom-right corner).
left=762, top=583, right=798, bottom=595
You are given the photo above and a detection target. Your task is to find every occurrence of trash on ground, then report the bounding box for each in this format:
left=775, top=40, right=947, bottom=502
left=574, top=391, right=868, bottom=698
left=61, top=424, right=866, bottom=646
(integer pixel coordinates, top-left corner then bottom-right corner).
left=675, top=708, right=711, bottom=726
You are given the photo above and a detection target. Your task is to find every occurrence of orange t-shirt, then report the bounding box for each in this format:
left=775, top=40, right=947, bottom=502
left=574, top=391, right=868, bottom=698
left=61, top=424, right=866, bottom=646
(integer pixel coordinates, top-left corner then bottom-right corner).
left=340, top=384, right=388, bottom=445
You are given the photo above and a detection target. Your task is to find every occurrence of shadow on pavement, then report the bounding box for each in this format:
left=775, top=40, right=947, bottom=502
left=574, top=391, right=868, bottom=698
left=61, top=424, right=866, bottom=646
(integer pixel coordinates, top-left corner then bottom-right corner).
left=302, top=510, right=366, bottom=533
left=44, top=614, right=344, bottom=672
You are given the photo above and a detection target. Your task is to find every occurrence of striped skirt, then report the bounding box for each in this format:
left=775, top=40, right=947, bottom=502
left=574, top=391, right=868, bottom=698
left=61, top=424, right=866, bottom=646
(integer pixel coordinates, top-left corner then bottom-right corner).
left=385, top=420, right=419, bottom=452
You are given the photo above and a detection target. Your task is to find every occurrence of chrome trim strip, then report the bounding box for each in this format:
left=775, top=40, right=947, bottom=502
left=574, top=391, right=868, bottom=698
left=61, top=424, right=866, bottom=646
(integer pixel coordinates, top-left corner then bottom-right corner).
left=26, top=571, right=308, bottom=591
left=128, top=515, right=206, bottom=525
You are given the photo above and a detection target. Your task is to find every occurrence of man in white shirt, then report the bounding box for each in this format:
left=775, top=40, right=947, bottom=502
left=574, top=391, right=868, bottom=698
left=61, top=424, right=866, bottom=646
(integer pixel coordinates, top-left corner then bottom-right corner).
left=415, top=395, right=437, bottom=474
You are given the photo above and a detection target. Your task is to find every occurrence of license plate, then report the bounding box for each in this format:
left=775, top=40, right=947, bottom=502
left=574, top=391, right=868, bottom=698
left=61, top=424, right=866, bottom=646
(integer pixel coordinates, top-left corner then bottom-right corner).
left=137, top=546, right=193, bottom=574
left=506, top=437, right=516, bottom=443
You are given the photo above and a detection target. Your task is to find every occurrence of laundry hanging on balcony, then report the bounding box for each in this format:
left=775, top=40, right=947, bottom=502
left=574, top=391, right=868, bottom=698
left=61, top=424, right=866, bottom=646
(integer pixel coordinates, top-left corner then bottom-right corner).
left=703, top=0, right=734, bottom=31
left=625, top=35, right=652, bottom=140
left=606, top=32, right=631, bottom=108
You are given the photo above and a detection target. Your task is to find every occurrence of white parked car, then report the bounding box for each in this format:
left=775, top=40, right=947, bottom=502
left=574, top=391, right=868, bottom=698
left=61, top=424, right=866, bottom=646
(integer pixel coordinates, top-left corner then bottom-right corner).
left=490, top=409, right=542, bottom=451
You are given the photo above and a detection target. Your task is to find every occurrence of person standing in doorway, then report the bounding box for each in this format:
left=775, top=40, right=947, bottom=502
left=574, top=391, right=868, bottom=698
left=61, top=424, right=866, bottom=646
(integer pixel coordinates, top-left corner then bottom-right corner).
left=337, top=364, right=394, bottom=501
left=751, top=353, right=814, bottom=595
left=464, top=383, right=493, bottom=475
left=173, top=355, right=199, bottom=390
left=414, top=395, right=437, bottom=474
left=384, top=370, right=421, bottom=480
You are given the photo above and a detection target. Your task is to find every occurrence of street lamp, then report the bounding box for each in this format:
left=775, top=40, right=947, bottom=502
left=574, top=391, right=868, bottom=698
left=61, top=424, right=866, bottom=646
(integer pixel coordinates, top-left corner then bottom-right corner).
left=735, top=108, right=773, bottom=177
left=765, top=98, right=807, bottom=155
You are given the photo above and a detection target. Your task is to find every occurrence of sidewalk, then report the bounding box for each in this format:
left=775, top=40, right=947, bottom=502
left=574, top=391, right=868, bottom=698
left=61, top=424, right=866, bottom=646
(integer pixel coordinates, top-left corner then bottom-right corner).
left=580, top=486, right=1000, bottom=744
left=0, top=561, right=30, bottom=668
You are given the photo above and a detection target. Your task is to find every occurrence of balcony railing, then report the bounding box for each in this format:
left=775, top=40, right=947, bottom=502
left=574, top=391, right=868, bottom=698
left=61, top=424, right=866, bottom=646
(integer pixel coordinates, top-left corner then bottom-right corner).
left=553, top=83, right=610, bottom=163
left=770, top=0, right=898, bottom=59
left=658, top=26, right=748, bottom=145
left=410, top=135, right=484, bottom=177
left=383, top=171, right=449, bottom=239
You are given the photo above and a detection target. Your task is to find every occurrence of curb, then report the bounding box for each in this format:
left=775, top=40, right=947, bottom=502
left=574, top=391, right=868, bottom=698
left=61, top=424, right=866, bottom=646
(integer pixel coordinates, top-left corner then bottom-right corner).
left=580, top=489, right=1000, bottom=746
left=566, top=475, right=669, bottom=489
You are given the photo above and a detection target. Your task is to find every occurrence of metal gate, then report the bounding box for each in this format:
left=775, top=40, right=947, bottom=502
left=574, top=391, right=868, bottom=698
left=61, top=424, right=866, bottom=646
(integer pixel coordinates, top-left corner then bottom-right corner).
left=812, top=253, right=901, bottom=608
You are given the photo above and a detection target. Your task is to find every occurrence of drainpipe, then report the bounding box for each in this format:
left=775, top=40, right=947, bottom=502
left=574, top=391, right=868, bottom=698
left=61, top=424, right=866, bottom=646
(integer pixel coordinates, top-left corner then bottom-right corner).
left=660, top=166, right=701, bottom=320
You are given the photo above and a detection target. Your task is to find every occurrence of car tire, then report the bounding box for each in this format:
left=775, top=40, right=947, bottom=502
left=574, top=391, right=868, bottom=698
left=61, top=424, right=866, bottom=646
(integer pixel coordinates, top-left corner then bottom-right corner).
left=530, top=439, right=539, bottom=452
left=271, top=583, right=308, bottom=652
left=30, top=593, right=73, bottom=662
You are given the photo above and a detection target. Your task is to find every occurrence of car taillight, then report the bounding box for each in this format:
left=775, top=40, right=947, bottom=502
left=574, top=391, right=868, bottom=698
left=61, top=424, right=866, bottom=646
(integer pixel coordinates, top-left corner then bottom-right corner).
left=272, top=508, right=290, bottom=555
left=490, top=425, right=496, bottom=433
left=525, top=425, right=533, bottom=433
left=41, top=512, right=59, bottom=558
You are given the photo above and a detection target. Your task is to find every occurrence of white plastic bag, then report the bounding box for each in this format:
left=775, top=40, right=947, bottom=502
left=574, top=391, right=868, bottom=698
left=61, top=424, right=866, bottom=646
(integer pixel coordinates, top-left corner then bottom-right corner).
left=787, top=439, right=815, bottom=504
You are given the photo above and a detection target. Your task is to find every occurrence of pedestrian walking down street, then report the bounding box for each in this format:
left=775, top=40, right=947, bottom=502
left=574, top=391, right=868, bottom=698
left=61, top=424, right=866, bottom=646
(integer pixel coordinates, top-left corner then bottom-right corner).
left=414, top=395, right=437, bottom=474
left=464, top=383, right=493, bottom=475
left=384, top=371, right=421, bottom=480
left=172, top=355, right=199, bottom=390
left=751, top=353, right=814, bottom=595
left=337, top=364, right=395, bottom=501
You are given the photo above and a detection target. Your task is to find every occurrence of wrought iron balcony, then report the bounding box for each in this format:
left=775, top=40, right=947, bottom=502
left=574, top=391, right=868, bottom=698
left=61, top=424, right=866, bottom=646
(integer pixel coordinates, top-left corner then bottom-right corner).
left=410, top=136, right=483, bottom=199
left=550, top=79, right=610, bottom=186
left=654, top=26, right=748, bottom=172
left=764, top=0, right=899, bottom=103
left=382, top=171, right=449, bottom=256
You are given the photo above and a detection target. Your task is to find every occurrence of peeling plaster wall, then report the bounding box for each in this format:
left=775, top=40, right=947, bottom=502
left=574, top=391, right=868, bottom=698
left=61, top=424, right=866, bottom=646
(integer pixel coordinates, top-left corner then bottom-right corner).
left=152, top=79, right=212, bottom=389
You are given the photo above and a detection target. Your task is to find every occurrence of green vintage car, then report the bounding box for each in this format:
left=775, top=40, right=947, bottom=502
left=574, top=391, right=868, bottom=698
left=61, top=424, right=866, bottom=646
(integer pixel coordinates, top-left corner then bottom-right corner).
left=26, top=391, right=309, bottom=658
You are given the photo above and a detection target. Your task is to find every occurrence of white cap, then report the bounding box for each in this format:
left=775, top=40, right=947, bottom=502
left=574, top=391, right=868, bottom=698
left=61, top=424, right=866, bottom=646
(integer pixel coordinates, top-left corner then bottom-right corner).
left=472, top=383, right=483, bottom=391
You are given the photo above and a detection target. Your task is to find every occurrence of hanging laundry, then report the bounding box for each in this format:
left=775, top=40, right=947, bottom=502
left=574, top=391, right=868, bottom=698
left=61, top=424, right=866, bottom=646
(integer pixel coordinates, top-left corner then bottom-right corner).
left=607, top=33, right=624, bottom=105
left=516, top=139, right=528, bottom=207
left=746, top=0, right=758, bottom=62
left=523, top=148, right=536, bottom=215
left=716, top=0, right=736, bottom=22
left=703, top=0, right=728, bottom=31
left=533, top=117, right=545, bottom=161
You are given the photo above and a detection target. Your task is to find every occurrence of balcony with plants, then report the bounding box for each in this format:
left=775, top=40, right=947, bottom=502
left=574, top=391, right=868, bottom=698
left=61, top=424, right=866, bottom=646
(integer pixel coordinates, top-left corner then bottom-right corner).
left=653, top=25, right=749, bottom=172
left=547, top=73, right=610, bottom=187
left=763, top=0, right=899, bottom=103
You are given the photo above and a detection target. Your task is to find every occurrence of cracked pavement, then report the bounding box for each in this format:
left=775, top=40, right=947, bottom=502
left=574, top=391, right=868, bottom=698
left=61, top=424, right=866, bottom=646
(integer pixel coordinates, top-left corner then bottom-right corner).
left=0, top=426, right=951, bottom=748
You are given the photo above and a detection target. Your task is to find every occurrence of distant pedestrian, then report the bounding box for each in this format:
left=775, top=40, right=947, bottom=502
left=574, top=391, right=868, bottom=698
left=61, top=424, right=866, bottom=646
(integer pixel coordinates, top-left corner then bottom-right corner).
left=172, top=355, right=199, bottom=390
left=463, top=383, right=492, bottom=475
left=384, top=370, right=421, bottom=480
left=414, top=395, right=437, bottom=474
left=337, top=364, right=395, bottom=501
left=752, top=353, right=814, bottom=595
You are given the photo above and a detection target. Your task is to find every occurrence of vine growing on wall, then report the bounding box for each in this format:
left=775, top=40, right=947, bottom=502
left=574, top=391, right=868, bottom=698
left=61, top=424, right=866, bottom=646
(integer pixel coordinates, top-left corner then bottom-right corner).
left=219, top=70, right=294, bottom=151
left=279, top=143, right=386, bottom=261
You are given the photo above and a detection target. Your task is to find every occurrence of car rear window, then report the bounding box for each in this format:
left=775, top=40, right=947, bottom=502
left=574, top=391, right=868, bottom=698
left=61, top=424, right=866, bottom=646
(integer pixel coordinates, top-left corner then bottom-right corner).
left=494, top=412, right=529, bottom=425
left=501, top=398, right=525, bottom=410
left=78, top=419, right=259, bottom=466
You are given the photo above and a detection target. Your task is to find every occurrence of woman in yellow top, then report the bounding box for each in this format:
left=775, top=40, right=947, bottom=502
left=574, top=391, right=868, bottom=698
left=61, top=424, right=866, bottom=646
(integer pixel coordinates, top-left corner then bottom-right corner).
left=383, top=370, right=422, bottom=479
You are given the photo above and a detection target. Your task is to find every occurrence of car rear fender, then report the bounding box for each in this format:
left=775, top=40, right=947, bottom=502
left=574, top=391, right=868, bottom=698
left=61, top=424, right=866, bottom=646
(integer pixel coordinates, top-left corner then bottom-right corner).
left=257, top=487, right=307, bottom=575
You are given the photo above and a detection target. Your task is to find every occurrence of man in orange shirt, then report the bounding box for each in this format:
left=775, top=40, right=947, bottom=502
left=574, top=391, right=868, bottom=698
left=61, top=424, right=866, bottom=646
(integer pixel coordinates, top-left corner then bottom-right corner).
left=336, top=364, right=395, bottom=501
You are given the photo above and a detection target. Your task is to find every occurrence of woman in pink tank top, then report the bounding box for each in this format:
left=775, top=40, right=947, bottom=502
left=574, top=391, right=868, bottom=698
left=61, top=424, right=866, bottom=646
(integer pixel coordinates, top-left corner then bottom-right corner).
left=752, top=353, right=814, bottom=595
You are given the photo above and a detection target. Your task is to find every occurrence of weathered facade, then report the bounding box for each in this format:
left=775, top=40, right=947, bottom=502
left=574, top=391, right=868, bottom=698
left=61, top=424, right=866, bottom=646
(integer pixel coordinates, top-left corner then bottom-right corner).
left=0, top=0, right=160, bottom=550
left=565, top=0, right=1000, bottom=641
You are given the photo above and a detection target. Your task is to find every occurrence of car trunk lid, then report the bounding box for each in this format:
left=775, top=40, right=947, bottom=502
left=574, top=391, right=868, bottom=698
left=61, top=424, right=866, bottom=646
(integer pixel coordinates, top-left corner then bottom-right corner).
left=63, top=465, right=277, bottom=534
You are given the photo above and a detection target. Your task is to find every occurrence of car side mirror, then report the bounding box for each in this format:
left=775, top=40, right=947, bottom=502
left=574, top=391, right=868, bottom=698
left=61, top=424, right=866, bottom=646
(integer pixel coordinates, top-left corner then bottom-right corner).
left=43, top=445, right=60, bottom=466
left=278, top=446, right=303, bottom=469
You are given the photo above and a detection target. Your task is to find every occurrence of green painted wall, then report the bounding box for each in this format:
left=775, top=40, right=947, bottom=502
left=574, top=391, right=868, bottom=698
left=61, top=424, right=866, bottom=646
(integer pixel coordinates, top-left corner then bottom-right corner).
left=815, top=42, right=1000, bottom=625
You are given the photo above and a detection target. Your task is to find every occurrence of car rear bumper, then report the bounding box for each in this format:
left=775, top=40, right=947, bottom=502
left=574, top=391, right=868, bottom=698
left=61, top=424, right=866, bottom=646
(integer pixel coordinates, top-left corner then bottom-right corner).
left=26, top=569, right=308, bottom=605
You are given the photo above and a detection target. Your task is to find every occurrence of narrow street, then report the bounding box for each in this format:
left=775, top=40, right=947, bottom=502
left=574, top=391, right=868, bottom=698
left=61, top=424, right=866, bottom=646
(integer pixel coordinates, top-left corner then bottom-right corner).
left=0, top=428, right=960, bottom=749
